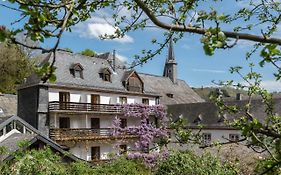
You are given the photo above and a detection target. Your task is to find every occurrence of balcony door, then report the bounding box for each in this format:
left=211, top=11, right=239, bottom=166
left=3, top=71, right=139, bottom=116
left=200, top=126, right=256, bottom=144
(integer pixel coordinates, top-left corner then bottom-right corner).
left=59, top=117, right=70, bottom=128
left=91, top=94, right=100, bottom=111
left=59, top=92, right=70, bottom=109
left=91, top=118, right=100, bottom=129
left=120, top=118, right=127, bottom=128
left=91, top=94, right=100, bottom=104
left=91, top=146, right=100, bottom=160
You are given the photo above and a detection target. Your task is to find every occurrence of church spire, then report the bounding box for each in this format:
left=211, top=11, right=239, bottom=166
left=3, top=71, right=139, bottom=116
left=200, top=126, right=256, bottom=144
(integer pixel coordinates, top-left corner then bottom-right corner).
left=163, top=38, right=177, bottom=84
left=168, top=37, right=175, bottom=61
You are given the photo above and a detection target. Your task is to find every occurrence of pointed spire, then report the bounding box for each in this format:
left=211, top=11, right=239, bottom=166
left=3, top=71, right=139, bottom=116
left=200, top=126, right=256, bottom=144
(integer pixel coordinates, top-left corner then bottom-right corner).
left=163, top=37, right=178, bottom=84
left=167, top=37, right=175, bottom=61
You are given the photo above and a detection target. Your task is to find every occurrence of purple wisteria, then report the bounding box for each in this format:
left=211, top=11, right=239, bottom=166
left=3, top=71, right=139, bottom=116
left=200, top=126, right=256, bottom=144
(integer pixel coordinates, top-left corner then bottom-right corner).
left=112, top=103, right=170, bottom=167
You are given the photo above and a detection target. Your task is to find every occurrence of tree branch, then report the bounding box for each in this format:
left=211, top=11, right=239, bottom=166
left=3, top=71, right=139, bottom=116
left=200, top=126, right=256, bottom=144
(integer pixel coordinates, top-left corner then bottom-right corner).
left=134, top=0, right=281, bottom=45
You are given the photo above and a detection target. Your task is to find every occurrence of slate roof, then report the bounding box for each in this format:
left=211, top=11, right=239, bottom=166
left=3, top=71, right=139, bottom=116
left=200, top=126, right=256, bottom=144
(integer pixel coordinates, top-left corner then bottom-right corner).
left=0, top=94, right=17, bottom=117
left=167, top=98, right=281, bottom=129
left=139, top=73, right=204, bottom=105
left=0, top=116, right=78, bottom=161
left=23, top=50, right=204, bottom=104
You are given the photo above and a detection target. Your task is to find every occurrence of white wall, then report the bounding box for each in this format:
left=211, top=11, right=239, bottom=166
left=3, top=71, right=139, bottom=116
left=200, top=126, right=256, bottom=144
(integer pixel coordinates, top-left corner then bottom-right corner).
left=69, top=141, right=136, bottom=161
left=197, top=129, right=241, bottom=142
left=50, top=114, right=141, bottom=129
left=48, top=88, right=157, bottom=105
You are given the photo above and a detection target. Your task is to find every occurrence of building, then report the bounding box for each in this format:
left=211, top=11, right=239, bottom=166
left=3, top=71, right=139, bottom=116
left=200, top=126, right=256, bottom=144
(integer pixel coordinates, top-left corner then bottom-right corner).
left=167, top=97, right=281, bottom=145
left=0, top=115, right=77, bottom=162
left=17, top=41, right=204, bottom=162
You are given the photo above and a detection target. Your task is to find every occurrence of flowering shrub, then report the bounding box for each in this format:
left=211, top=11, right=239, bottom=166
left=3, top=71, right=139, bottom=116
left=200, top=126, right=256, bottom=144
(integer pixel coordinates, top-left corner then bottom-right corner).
left=112, top=103, right=169, bottom=166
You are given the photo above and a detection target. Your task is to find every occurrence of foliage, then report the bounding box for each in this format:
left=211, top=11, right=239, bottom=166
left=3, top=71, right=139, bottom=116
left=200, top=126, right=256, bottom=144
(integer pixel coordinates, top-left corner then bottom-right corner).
left=0, top=43, right=34, bottom=94
left=92, top=157, right=152, bottom=175
left=1, top=0, right=280, bottom=78
left=0, top=147, right=67, bottom=175
left=208, top=63, right=281, bottom=174
left=79, top=49, right=97, bottom=57
left=112, top=104, right=169, bottom=166
left=154, top=150, right=239, bottom=175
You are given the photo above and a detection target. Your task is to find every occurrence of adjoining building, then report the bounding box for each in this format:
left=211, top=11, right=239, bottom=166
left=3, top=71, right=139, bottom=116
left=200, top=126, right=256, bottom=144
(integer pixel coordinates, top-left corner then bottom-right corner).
left=0, top=115, right=77, bottom=162
left=167, top=97, right=281, bottom=145
left=17, top=41, right=204, bottom=162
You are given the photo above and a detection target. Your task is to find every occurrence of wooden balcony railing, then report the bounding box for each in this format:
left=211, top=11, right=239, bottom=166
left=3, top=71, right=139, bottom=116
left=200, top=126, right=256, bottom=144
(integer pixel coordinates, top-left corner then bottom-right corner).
left=49, top=101, right=124, bottom=113
left=50, top=128, right=138, bottom=141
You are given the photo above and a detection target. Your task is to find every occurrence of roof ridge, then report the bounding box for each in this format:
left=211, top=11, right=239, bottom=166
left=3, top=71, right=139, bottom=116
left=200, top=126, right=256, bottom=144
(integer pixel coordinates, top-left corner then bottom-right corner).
left=138, top=72, right=186, bottom=82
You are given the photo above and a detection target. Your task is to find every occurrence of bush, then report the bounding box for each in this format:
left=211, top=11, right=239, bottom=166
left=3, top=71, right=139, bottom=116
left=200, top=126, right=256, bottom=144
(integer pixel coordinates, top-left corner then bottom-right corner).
left=92, top=157, right=152, bottom=175
left=154, top=150, right=239, bottom=175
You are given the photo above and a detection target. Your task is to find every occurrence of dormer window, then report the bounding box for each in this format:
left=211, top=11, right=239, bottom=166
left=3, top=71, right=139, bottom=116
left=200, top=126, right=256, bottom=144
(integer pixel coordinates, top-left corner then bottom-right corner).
left=99, top=68, right=111, bottom=82
left=123, top=71, right=143, bottom=93
left=194, top=114, right=203, bottom=124
left=166, top=93, right=174, bottom=98
left=70, top=63, right=84, bottom=79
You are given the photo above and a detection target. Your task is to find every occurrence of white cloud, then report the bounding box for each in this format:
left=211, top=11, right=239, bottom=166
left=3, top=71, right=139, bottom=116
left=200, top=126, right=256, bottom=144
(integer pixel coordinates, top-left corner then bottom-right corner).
left=74, top=17, right=134, bottom=44
left=260, top=80, right=281, bottom=92
left=192, top=68, right=226, bottom=73
left=116, top=53, right=128, bottom=62
left=240, top=79, right=281, bottom=92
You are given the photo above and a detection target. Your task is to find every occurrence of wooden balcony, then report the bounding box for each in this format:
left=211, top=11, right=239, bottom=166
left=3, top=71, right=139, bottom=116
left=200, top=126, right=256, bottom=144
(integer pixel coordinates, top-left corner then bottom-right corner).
left=50, top=128, right=138, bottom=141
left=48, top=101, right=140, bottom=114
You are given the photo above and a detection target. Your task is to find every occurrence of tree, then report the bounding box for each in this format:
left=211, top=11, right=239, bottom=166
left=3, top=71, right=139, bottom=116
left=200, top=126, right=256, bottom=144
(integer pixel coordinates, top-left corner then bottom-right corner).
left=79, top=49, right=97, bottom=57
left=1, top=0, right=281, bottom=173
left=155, top=150, right=238, bottom=175
left=0, top=0, right=280, bottom=81
left=0, top=43, right=34, bottom=94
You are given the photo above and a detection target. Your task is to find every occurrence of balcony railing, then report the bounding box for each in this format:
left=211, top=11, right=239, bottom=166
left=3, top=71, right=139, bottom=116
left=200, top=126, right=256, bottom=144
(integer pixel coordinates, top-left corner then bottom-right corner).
left=50, top=128, right=138, bottom=141
left=49, top=101, right=127, bottom=113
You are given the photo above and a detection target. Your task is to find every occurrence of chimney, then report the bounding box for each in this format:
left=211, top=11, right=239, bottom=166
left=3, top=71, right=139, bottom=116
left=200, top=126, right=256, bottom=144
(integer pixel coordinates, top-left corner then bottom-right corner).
left=112, top=50, right=116, bottom=72
left=236, top=93, right=242, bottom=100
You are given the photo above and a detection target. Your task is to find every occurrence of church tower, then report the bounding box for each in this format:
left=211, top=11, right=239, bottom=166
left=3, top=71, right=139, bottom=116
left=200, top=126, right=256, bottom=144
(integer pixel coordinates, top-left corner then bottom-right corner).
left=163, top=38, right=177, bottom=84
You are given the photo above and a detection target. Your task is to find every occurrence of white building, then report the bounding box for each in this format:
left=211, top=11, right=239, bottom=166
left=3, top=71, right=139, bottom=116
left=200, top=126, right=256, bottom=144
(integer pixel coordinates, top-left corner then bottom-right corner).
left=17, top=42, right=204, bottom=162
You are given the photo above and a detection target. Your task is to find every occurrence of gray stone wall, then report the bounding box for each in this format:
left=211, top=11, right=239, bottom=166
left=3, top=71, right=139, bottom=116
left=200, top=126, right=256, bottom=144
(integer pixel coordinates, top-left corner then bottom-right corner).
left=17, top=86, right=39, bottom=128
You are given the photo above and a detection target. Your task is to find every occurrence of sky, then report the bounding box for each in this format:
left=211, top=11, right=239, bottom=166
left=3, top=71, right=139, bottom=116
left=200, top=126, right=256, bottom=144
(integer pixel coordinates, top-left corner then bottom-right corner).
left=0, top=0, right=281, bottom=92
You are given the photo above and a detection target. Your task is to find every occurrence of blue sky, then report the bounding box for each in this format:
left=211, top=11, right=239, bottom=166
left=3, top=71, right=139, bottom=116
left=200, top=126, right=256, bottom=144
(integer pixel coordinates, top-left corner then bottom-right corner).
left=1, top=1, right=281, bottom=91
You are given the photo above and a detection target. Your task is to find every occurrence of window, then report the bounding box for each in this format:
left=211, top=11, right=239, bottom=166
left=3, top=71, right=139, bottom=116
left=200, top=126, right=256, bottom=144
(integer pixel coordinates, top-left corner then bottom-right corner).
left=59, top=117, right=70, bottom=128
left=155, top=97, right=160, bottom=105
left=166, top=93, right=174, bottom=98
left=142, top=98, right=149, bottom=105
left=70, top=63, right=84, bottom=79
left=229, top=134, right=240, bottom=142
left=202, top=133, right=211, bottom=145
left=59, top=92, right=70, bottom=110
left=91, top=94, right=100, bottom=104
left=99, top=68, right=111, bottom=82
left=91, top=118, right=100, bottom=129
left=119, top=97, right=127, bottom=104
left=91, top=146, right=100, bottom=160
left=127, top=73, right=143, bottom=92
left=120, top=118, right=127, bottom=128
left=119, top=145, right=127, bottom=154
